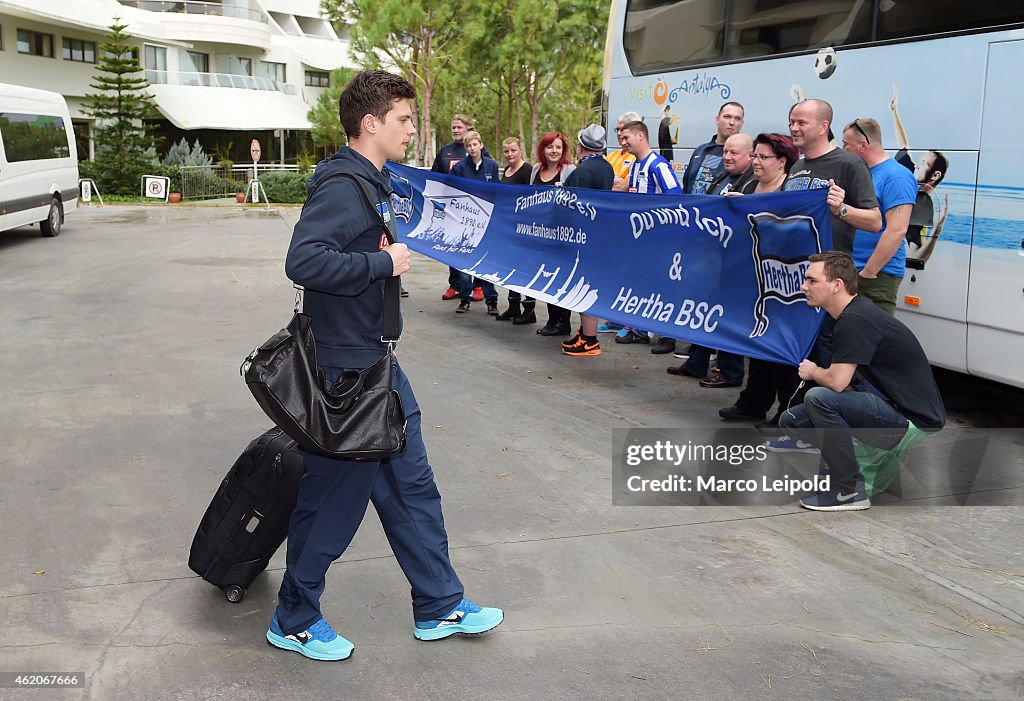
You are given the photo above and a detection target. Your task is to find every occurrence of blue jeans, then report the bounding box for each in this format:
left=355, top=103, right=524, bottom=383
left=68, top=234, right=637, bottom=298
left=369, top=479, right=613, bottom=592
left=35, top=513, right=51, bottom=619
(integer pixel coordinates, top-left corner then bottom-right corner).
left=780, top=387, right=909, bottom=492
left=456, top=272, right=496, bottom=303
left=684, top=345, right=744, bottom=385
left=275, top=360, right=464, bottom=634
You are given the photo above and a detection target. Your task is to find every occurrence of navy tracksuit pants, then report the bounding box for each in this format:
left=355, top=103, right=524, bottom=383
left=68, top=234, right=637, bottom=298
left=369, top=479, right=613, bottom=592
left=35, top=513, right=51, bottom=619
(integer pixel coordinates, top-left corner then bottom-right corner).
left=275, top=360, right=464, bottom=635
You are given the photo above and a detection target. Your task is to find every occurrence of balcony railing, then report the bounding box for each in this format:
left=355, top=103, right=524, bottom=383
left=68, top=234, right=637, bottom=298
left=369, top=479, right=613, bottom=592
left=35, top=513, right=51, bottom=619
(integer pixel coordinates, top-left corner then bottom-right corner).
left=118, top=1, right=268, bottom=24
left=146, top=70, right=297, bottom=95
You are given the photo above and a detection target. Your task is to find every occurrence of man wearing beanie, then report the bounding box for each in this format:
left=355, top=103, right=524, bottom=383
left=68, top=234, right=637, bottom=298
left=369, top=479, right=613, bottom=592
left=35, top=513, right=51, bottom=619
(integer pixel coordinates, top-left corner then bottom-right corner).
left=561, top=124, right=615, bottom=356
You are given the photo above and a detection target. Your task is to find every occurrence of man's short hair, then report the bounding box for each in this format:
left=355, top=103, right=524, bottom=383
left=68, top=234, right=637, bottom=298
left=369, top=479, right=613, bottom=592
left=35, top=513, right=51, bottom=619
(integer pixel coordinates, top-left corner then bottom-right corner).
left=789, top=98, right=833, bottom=126
left=926, top=150, right=948, bottom=185
left=809, top=251, right=859, bottom=295
left=622, top=120, right=648, bottom=140
left=463, top=130, right=482, bottom=145
left=846, top=117, right=882, bottom=145
left=718, top=101, right=744, bottom=116
left=452, top=114, right=475, bottom=128
left=617, top=110, right=642, bottom=125
left=339, top=70, right=416, bottom=140
left=725, top=133, right=753, bottom=152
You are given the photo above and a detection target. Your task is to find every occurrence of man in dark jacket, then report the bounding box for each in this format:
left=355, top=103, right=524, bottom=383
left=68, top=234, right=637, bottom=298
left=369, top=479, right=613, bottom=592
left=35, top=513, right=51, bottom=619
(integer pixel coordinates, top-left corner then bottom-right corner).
left=451, top=131, right=501, bottom=313
left=564, top=124, right=614, bottom=191
left=433, top=114, right=490, bottom=301
left=267, top=70, right=502, bottom=662
left=558, top=124, right=615, bottom=356
left=680, top=101, right=744, bottom=196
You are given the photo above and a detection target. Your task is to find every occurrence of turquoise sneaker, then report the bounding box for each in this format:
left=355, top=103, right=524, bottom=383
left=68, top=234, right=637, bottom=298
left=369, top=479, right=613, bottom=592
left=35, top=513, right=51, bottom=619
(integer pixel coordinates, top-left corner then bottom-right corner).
left=266, top=614, right=354, bottom=661
left=413, top=598, right=503, bottom=641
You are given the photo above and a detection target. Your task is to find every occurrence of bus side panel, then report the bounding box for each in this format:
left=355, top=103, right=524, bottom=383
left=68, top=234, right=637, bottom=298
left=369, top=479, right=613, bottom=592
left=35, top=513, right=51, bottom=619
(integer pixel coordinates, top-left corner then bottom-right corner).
left=607, top=39, right=987, bottom=376
left=895, top=153, right=975, bottom=376
left=966, top=39, right=1024, bottom=389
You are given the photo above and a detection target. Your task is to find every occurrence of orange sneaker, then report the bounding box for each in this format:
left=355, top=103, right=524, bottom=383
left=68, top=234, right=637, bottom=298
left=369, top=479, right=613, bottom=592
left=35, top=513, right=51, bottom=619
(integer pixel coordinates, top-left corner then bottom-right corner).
left=442, top=287, right=459, bottom=301
left=562, top=336, right=601, bottom=356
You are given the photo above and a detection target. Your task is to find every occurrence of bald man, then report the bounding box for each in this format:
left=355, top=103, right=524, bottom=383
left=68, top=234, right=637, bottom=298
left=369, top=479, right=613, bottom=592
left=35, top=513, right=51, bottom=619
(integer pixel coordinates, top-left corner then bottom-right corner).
left=784, top=99, right=881, bottom=253
left=705, top=133, right=755, bottom=196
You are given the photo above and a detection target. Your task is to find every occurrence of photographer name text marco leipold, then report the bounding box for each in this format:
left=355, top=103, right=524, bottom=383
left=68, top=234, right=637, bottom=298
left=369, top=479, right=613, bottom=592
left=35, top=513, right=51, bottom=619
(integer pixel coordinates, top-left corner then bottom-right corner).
left=626, top=474, right=832, bottom=496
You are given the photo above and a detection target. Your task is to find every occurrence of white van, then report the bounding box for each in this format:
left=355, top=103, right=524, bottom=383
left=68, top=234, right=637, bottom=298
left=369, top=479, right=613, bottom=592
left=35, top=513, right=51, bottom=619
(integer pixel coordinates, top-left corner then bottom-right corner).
left=0, top=83, right=79, bottom=237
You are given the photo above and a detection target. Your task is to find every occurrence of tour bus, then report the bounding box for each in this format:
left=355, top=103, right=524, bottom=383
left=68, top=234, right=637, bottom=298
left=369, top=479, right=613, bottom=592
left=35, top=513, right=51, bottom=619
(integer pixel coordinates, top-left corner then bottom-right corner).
left=0, top=83, right=79, bottom=237
left=603, top=1, right=1024, bottom=389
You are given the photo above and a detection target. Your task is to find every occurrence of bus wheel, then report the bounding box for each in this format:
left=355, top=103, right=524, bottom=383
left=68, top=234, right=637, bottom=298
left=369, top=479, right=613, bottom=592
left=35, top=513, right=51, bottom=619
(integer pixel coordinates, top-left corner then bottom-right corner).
left=40, top=198, right=62, bottom=237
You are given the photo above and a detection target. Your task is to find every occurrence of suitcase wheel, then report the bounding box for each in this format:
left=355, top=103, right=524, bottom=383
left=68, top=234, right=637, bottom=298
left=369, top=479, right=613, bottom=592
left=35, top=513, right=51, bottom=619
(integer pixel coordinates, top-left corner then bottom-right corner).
left=224, top=585, right=246, bottom=603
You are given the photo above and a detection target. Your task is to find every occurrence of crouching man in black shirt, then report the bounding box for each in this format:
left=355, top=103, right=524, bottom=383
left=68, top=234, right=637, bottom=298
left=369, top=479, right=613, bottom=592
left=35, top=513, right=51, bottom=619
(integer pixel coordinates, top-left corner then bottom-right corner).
left=781, top=251, right=945, bottom=511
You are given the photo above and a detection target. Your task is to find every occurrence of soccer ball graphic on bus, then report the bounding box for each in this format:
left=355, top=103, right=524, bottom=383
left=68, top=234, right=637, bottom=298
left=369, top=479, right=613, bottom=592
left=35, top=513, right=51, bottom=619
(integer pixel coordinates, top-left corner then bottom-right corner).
left=814, top=47, right=838, bottom=79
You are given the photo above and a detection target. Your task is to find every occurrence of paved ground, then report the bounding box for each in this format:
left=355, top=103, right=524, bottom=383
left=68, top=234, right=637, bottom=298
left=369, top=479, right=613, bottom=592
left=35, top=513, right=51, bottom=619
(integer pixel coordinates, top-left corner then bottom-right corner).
left=1, top=205, right=1022, bottom=700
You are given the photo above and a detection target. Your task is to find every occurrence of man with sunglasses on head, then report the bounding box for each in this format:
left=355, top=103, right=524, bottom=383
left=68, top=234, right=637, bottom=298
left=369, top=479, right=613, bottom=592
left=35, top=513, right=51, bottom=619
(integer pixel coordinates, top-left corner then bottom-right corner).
left=840, top=117, right=917, bottom=315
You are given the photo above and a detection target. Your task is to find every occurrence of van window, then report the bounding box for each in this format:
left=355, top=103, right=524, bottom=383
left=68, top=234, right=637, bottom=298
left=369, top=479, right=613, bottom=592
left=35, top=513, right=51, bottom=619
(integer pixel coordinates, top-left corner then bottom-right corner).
left=0, top=112, right=71, bottom=161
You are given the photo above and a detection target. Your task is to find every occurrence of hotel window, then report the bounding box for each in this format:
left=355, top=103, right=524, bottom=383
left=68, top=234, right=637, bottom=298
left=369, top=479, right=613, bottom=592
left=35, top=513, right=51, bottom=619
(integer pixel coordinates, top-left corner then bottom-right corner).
left=259, top=61, right=286, bottom=83
left=145, top=45, right=167, bottom=83
left=186, top=50, right=210, bottom=73
left=17, top=29, right=54, bottom=57
left=103, top=47, right=140, bottom=61
left=63, top=38, right=97, bottom=63
left=304, top=70, right=329, bottom=87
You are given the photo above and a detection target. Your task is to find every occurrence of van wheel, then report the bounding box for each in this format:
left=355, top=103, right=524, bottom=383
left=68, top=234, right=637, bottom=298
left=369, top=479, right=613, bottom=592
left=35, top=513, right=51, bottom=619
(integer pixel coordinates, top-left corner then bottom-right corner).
left=40, top=198, right=62, bottom=237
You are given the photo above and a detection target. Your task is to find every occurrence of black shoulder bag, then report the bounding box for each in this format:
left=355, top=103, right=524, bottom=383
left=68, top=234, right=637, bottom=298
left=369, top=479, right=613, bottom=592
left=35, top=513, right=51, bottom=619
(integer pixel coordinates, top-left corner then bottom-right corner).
left=240, top=173, right=406, bottom=459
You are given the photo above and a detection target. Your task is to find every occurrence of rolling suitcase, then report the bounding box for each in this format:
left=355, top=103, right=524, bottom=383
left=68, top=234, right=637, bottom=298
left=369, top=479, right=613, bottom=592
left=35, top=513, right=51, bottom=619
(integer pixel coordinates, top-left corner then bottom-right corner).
left=189, top=427, right=305, bottom=602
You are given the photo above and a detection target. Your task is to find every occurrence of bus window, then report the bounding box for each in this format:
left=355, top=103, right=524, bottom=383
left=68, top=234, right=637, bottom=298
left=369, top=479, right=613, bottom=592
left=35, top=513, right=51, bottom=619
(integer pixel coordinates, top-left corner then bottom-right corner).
left=878, top=1, right=1024, bottom=40
left=0, top=112, right=71, bottom=161
left=727, top=0, right=871, bottom=59
left=624, top=0, right=725, bottom=74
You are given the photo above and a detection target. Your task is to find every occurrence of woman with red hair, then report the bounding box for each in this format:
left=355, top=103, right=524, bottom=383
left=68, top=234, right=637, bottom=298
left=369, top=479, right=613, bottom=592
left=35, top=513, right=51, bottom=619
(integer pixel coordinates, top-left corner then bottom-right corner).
left=530, top=131, right=577, bottom=336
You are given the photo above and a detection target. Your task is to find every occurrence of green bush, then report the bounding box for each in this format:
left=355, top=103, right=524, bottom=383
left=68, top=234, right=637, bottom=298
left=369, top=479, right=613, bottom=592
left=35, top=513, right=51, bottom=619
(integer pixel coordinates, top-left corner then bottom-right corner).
left=79, top=160, right=181, bottom=196
left=259, top=171, right=310, bottom=203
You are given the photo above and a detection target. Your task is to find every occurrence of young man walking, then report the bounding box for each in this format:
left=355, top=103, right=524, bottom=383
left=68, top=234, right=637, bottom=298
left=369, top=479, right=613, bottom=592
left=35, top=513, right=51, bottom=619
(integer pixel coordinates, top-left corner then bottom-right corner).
left=270, top=70, right=502, bottom=661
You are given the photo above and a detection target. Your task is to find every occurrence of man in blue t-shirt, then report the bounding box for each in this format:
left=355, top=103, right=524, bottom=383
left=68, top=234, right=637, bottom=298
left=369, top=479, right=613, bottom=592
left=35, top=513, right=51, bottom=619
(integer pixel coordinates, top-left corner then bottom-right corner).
left=841, top=117, right=918, bottom=315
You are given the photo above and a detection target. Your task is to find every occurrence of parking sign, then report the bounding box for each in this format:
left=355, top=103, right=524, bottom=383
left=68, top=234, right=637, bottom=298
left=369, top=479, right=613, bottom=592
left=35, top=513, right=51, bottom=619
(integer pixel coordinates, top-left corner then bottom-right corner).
left=142, top=175, right=170, bottom=201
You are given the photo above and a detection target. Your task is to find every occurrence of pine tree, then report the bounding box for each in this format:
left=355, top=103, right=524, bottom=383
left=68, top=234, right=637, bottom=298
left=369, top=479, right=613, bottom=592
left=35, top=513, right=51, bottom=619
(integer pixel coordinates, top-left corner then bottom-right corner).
left=307, top=67, right=357, bottom=156
left=84, top=19, right=163, bottom=194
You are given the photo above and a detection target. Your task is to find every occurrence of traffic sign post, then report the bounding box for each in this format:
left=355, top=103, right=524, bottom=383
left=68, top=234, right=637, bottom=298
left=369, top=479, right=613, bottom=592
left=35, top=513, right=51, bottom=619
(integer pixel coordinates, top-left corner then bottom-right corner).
left=242, top=139, right=269, bottom=209
left=250, top=138, right=261, bottom=182
left=78, top=178, right=104, bottom=205
left=141, top=175, right=170, bottom=202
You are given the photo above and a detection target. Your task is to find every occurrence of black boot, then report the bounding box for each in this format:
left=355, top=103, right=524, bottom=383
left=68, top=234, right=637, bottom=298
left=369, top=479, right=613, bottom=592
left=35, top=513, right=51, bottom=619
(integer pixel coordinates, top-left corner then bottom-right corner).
left=513, top=301, right=537, bottom=325
left=495, top=300, right=521, bottom=321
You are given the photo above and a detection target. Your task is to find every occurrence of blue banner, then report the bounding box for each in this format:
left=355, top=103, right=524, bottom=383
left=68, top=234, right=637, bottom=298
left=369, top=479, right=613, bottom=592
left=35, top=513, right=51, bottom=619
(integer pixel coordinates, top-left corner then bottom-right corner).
left=388, top=163, right=832, bottom=366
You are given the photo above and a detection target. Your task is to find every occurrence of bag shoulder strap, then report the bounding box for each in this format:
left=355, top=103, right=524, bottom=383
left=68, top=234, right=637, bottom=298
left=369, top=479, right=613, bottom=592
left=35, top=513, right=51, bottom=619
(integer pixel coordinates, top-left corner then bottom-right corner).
left=301, top=168, right=401, bottom=342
